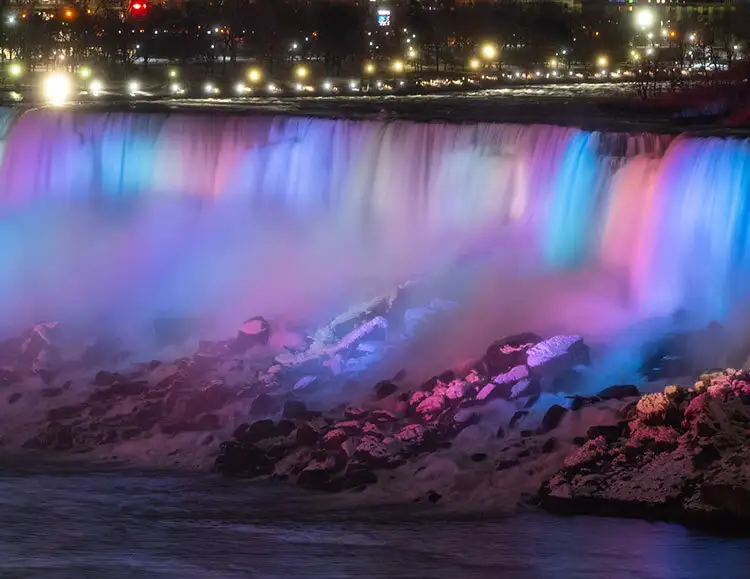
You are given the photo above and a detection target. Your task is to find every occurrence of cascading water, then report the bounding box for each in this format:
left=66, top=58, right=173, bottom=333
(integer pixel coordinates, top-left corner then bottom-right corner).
left=0, top=106, right=742, bottom=345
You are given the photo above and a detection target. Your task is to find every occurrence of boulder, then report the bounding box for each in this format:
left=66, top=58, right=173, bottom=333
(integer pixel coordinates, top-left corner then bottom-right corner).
left=344, top=407, right=368, bottom=420
left=354, top=436, right=392, bottom=467
left=635, top=393, right=672, bottom=425
left=415, top=395, right=446, bottom=421
left=540, top=405, right=568, bottom=433
left=597, top=385, right=641, bottom=400
left=275, top=420, right=296, bottom=437
left=373, top=380, right=397, bottom=400
left=586, top=424, right=624, bottom=442
left=294, top=423, right=320, bottom=446
left=509, top=410, right=529, bottom=428
left=510, top=378, right=539, bottom=400
left=321, top=428, right=349, bottom=450
left=485, top=333, right=541, bottom=375
left=369, top=410, right=397, bottom=423
left=475, top=382, right=511, bottom=403
left=394, top=423, right=433, bottom=452
left=445, top=379, right=472, bottom=401
left=493, top=364, right=529, bottom=385
left=235, top=317, right=270, bottom=351
left=526, top=335, right=589, bottom=379
left=214, top=441, right=274, bottom=478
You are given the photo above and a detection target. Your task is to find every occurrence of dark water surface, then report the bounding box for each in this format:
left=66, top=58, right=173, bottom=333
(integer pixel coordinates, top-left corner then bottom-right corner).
left=0, top=469, right=747, bottom=578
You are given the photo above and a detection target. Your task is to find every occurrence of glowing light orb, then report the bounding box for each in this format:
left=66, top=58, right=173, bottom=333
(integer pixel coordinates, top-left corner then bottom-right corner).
left=42, top=71, right=72, bottom=106
left=8, top=62, right=22, bottom=78
left=89, top=79, right=103, bottom=96
left=247, top=68, right=262, bottom=83
left=635, top=8, right=655, bottom=29
left=481, top=43, right=497, bottom=60
left=128, top=80, right=140, bottom=95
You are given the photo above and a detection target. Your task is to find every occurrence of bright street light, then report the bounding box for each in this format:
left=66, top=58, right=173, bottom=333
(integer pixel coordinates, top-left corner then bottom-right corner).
left=469, top=58, right=481, bottom=70
left=597, top=55, right=609, bottom=68
left=364, top=62, right=375, bottom=75
left=79, top=66, right=91, bottom=79
left=42, top=71, right=72, bottom=106
left=407, top=47, right=417, bottom=60
left=481, top=43, right=498, bottom=60
left=89, top=79, right=103, bottom=97
left=8, top=62, right=22, bottom=78
left=295, top=65, right=308, bottom=79
left=168, top=69, right=178, bottom=78
left=391, top=60, right=404, bottom=73
left=635, top=8, right=655, bottom=29
left=127, top=80, right=140, bottom=95
left=247, top=68, right=262, bottom=83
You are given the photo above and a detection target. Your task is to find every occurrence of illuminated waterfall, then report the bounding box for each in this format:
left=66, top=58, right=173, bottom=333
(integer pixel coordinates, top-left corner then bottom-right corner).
left=0, top=106, right=744, bottom=335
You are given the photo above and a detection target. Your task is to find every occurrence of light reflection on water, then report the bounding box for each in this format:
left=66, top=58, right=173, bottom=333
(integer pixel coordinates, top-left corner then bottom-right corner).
left=0, top=469, right=746, bottom=578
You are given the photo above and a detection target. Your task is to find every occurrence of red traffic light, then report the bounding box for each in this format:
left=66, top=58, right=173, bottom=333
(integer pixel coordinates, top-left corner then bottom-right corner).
left=128, top=1, right=149, bottom=16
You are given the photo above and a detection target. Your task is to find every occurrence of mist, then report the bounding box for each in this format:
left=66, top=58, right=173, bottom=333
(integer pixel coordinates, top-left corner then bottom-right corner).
left=1, top=108, right=749, bottom=390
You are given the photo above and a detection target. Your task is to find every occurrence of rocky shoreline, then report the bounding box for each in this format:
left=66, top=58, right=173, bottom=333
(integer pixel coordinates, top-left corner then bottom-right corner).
left=1, top=281, right=749, bottom=533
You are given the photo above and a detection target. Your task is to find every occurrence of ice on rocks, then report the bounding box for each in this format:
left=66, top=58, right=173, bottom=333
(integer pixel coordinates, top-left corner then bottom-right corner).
left=526, top=335, right=589, bottom=378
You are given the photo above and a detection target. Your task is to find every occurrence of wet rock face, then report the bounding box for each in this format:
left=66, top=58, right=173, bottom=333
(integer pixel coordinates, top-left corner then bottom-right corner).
left=541, top=370, right=750, bottom=532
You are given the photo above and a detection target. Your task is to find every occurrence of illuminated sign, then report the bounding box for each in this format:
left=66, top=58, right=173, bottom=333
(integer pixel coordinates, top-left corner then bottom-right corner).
left=377, top=8, right=391, bottom=27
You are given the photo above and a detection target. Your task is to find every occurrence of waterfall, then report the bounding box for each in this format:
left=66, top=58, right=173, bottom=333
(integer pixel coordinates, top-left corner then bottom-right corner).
left=0, top=106, right=743, bottom=337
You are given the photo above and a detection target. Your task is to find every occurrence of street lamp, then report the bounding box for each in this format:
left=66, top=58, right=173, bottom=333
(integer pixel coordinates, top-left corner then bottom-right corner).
left=391, top=60, right=404, bottom=74
left=364, top=62, right=375, bottom=75
left=597, top=55, right=609, bottom=68
left=8, top=62, right=22, bottom=78
left=481, top=43, right=498, bottom=61
left=406, top=47, right=417, bottom=60
left=247, top=67, right=262, bottom=83
left=635, top=8, right=655, bottom=30
left=42, top=71, right=72, bottom=106
left=295, top=65, right=308, bottom=80
left=469, top=58, right=480, bottom=70
left=90, top=79, right=103, bottom=97
left=79, top=66, right=91, bottom=79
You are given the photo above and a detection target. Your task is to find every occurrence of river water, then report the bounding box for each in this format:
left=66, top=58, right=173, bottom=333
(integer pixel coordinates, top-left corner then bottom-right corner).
left=0, top=468, right=747, bottom=578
